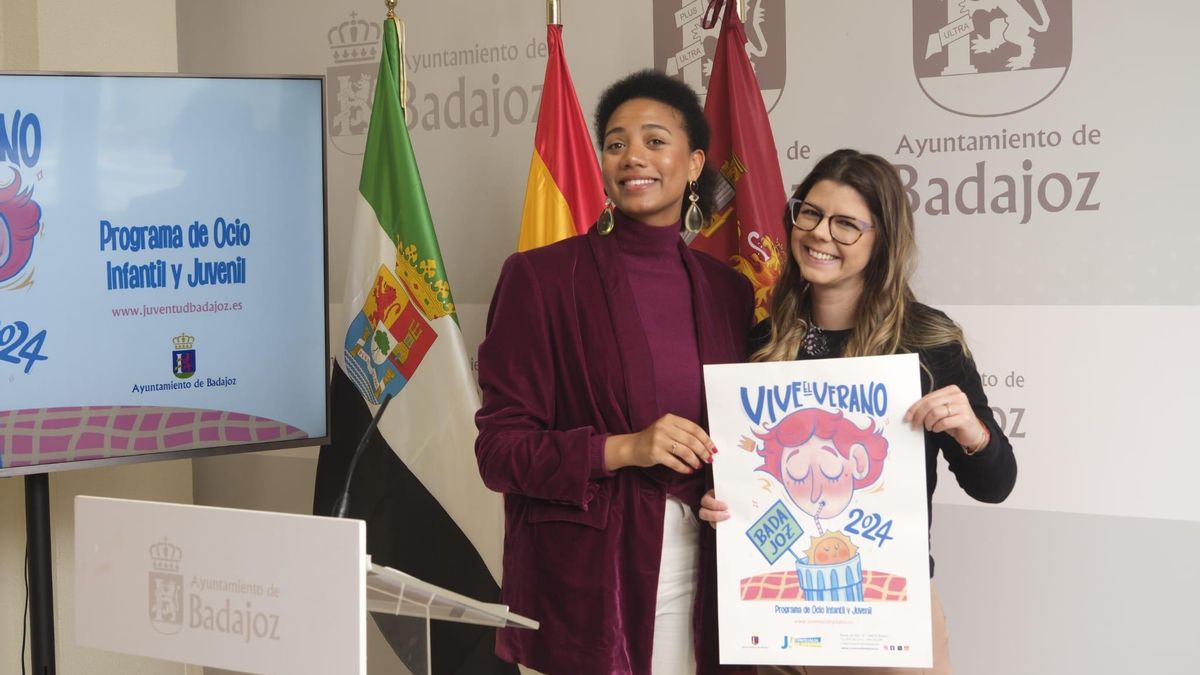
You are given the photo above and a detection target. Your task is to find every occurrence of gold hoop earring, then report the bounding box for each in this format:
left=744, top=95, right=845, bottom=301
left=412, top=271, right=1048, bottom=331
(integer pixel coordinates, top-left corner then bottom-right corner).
left=597, top=198, right=615, bottom=235
left=684, top=181, right=703, bottom=234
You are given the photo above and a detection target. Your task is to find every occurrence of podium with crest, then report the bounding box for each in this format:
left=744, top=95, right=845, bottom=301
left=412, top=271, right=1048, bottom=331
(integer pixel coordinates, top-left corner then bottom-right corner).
left=74, top=496, right=536, bottom=675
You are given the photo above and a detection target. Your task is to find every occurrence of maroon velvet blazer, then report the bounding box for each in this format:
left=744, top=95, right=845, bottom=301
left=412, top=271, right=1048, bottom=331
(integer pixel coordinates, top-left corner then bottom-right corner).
left=475, top=226, right=754, bottom=675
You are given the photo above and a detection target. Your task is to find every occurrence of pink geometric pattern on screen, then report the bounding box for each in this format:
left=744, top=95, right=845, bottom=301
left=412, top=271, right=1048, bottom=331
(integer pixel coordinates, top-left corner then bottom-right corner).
left=0, top=406, right=307, bottom=468
left=139, top=413, right=163, bottom=431
left=739, top=570, right=908, bottom=602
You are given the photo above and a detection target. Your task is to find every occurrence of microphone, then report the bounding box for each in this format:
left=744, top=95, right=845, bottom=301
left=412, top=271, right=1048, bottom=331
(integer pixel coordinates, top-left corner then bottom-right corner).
left=331, top=393, right=395, bottom=518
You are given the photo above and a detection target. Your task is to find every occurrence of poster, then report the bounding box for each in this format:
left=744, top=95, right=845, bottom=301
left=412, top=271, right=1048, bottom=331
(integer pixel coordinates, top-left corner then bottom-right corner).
left=705, top=354, right=931, bottom=667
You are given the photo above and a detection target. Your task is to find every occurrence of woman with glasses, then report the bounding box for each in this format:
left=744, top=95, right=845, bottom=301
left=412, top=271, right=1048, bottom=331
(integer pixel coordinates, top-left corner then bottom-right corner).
left=700, top=149, right=1017, bottom=675
left=475, top=69, right=754, bottom=675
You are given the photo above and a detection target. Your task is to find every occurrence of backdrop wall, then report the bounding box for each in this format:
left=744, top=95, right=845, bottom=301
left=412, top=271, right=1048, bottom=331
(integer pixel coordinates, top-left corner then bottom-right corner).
left=174, top=1, right=1198, bottom=674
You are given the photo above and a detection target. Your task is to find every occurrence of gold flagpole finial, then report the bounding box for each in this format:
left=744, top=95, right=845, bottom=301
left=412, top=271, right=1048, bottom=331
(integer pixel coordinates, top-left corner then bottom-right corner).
left=547, top=0, right=561, bottom=26
left=383, top=0, right=406, bottom=108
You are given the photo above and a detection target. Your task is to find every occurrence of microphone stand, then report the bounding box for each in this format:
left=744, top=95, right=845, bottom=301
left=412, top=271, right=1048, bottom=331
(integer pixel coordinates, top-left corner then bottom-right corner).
left=331, top=393, right=394, bottom=518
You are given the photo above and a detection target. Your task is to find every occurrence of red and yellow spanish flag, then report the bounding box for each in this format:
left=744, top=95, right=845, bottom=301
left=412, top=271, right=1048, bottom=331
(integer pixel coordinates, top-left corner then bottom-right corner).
left=516, top=23, right=604, bottom=252
left=694, top=0, right=789, bottom=322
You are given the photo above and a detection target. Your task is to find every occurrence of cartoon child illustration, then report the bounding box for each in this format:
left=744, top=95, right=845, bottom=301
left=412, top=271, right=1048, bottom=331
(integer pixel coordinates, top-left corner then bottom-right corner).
left=755, top=407, right=889, bottom=528
left=754, top=408, right=890, bottom=600
left=0, top=167, right=43, bottom=285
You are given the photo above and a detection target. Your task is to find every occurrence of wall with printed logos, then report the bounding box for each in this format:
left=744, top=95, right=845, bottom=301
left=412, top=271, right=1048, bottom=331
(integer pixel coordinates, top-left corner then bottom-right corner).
left=173, top=2, right=1198, bottom=674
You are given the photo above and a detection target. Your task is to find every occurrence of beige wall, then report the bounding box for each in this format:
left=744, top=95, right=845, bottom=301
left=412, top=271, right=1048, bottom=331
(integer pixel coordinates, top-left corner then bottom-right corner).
left=35, top=0, right=178, bottom=72
left=0, top=2, right=195, bottom=674
left=0, top=0, right=39, bottom=70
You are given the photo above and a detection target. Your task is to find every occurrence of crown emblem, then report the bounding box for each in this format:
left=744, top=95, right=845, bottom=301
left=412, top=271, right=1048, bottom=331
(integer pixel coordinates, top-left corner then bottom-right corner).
left=328, top=11, right=381, bottom=64
left=149, top=538, right=183, bottom=573
left=172, top=333, right=195, bottom=350
left=395, top=239, right=454, bottom=321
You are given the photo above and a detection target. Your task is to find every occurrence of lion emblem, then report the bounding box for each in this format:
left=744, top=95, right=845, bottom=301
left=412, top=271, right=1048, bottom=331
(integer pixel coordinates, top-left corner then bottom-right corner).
left=150, top=577, right=179, bottom=623
left=731, top=233, right=785, bottom=323
left=965, top=0, right=1050, bottom=70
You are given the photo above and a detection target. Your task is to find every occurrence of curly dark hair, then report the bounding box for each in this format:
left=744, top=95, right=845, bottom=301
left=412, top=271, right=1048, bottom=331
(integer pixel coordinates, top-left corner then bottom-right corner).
left=593, top=69, right=716, bottom=224
left=594, top=69, right=710, bottom=154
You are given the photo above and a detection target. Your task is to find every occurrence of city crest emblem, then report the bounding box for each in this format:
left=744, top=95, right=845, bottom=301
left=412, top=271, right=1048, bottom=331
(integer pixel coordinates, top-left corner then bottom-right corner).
left=325, top=11, right=381, bottom=156
left=914, top=0, right=1072, bottom=117
left=172, top=333, right=196, bottom=380
left=653, top=0, right=787, bottom=112
left=148, top=538, right=183, bottom=636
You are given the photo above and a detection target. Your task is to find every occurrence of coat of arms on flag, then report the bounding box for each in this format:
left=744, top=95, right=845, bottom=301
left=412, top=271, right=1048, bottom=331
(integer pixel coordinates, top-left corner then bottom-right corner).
left=343, top=265, right=438, bottom=405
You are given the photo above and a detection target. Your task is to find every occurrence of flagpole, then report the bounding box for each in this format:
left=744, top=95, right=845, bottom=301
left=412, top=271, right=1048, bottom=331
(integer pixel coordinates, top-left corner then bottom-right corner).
left=547, top=0, right=561, bottom=25
left=384, top=0, right=407, bottom=114
left=704, top=1, right=745, bottom=27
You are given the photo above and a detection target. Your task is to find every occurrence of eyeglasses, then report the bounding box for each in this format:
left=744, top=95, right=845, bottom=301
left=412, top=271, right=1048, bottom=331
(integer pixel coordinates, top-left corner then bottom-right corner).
left=787, top=198, right=874, bottom=245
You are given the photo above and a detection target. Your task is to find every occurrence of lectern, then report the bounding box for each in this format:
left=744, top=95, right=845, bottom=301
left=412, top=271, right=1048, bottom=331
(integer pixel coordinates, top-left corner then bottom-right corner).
left=74, top=496, right=536, bottom=674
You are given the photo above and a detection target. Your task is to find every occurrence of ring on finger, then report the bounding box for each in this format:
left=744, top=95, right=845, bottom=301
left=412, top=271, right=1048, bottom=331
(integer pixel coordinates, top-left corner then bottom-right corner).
left=670, top=441, right=678, bottom=455
left=944, top=403, right=953, bottom=418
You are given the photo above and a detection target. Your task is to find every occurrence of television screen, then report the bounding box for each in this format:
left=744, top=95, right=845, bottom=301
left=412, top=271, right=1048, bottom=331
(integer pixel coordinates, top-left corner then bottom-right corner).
left=0, top=73, right=329, bottom=477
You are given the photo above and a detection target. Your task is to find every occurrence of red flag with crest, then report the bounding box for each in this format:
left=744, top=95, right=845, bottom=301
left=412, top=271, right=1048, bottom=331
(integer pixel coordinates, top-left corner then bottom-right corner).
left=693, top=0, right=788, bottom=322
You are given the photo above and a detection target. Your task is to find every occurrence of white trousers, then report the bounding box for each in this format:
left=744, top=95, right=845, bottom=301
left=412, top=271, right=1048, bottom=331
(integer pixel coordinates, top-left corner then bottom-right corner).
left=651, top=496, right=701, bottom=675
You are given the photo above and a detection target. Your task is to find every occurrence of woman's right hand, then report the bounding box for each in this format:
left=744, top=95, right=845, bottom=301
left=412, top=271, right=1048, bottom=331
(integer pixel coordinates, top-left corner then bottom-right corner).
left=699, top=489, right=730, bottom=529
left=604, top=413, right=715, bottom=474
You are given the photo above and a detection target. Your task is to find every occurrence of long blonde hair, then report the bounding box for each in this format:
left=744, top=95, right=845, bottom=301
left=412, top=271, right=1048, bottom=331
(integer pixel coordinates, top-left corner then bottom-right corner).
left=753, top=149, right=968, bottom=363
